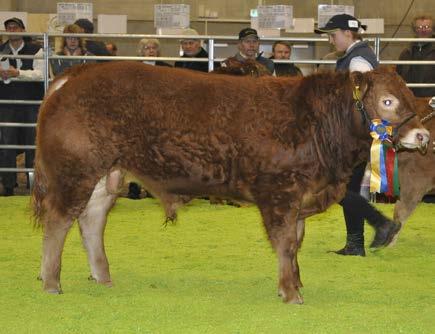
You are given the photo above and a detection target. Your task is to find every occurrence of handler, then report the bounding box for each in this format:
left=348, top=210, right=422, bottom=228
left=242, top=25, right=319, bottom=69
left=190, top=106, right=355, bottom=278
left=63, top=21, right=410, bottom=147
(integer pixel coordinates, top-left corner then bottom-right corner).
left=315, top=14, right=401, bottom=256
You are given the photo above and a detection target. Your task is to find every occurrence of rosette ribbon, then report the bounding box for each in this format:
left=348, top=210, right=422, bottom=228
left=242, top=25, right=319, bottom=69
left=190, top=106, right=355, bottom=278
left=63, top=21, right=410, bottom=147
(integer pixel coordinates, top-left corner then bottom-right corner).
left=369, top=119, right=399, bottom=196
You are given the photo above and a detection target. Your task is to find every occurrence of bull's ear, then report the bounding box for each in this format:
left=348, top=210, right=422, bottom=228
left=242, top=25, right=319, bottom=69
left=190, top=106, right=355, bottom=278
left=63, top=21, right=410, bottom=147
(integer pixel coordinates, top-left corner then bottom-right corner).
left=350, top=71, right=368, bottom=99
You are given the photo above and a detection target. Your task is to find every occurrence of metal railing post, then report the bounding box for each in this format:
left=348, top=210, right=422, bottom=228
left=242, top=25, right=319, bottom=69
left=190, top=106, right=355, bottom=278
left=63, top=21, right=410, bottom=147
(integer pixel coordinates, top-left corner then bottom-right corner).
left=43, top=32, right=50, bottom=93
left=374, top=36, right=380, bottom=61
left=208, top=38, right=215, bottom=72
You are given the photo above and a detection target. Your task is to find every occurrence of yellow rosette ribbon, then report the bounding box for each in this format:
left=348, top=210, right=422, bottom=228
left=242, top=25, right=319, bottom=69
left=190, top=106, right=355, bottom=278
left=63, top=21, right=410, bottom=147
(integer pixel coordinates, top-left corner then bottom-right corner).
left=369, top=119, right=393, bottom=193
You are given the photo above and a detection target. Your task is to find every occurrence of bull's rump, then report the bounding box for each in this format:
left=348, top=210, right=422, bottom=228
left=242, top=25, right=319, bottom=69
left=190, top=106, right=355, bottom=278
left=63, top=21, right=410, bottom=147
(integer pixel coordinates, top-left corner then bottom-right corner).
left=36, top=62, right=308, bottom=201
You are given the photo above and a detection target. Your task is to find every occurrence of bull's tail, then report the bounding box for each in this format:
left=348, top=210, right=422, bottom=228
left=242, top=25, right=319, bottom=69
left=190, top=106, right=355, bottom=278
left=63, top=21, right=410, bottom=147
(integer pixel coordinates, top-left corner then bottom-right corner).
left=32, top=151, right=48, bottom=227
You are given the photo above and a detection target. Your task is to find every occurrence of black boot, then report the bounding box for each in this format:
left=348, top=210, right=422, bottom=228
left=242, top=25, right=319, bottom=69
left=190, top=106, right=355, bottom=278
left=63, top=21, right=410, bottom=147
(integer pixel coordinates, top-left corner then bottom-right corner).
left=333, top=233, right=366, bottom=256
left=127, top=182, right=141, bottom=200
left=364, top=207, right=401, bottom=249
left=370, top=219, right=401, bottom=249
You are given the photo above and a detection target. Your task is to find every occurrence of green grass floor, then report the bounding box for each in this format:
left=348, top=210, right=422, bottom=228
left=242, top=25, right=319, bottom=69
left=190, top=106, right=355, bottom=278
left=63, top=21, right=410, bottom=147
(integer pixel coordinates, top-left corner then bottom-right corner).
left=0, top=196, right=434, bottom=333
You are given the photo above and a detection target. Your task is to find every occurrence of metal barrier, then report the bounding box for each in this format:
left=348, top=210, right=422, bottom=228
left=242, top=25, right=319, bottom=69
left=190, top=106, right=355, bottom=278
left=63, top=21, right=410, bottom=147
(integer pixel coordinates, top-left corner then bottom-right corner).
left=0, top=31, right=434, bottom=185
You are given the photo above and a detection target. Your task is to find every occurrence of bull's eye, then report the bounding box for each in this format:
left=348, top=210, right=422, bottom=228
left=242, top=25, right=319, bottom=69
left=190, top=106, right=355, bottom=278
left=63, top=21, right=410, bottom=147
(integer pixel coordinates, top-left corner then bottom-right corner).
left=383, top=99, right=393, bottom=106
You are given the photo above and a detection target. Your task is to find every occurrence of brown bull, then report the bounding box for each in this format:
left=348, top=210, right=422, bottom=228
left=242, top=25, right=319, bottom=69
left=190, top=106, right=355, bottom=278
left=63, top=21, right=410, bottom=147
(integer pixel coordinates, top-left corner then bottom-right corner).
left=394, top=97, right=435, bottom=234
left=33, top=62, right=429, bottom=303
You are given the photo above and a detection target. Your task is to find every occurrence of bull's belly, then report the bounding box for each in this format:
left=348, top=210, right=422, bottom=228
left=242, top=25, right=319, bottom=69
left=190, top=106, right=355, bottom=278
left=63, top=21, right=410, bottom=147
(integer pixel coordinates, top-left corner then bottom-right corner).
left=126, top=171, right=255, bottom=202
left=299, top=181, right=347, bottom=219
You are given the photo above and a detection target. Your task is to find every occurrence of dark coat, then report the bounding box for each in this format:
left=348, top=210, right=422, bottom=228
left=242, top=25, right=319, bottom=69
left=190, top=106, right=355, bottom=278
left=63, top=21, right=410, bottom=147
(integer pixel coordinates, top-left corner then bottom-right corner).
left=269, top=57, right=303, bottom=77
left=396, top=38, right=435, bottom=97
left=174, top=47, right=210, bottom=72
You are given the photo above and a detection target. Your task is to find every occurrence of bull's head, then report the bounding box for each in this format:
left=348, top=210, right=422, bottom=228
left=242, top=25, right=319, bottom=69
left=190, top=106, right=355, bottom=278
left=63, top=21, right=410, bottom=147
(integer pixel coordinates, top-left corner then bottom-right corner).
left=350, top=70, right=430, bottom=153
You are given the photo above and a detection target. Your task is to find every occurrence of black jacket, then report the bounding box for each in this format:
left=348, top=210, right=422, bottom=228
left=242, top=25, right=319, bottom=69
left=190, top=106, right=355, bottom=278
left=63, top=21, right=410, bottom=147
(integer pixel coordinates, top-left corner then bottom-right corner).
left=336, top=41, right=379, bottom=71
left=270, top=57, right=302, bottom=77
left=396, top=38, right=435, bottom=97
left=174, top=47, right=210, bottom=72
left=0, top=40, right=44, bottom=100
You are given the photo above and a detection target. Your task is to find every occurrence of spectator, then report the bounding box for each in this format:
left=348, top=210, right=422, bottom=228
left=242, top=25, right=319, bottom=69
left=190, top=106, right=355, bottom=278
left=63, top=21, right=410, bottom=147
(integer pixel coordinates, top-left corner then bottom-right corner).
left=270, top=41, right=303, bottom=77
left=137, top=38, right=171, bottom=67
left=0, top=17, right=44, bottom=196
left=315, top=14, right=399, bottom=256
left=222, top=28, right=274, bottom=75
left=106, top=42, right=118, bottom=56
left=396, top=14, right=435, bottom=97
left=50, top=24, right=94, bottom=76
left=73, top=18, right=110, bottom=57
left=174, top=28, right=210, bottom=72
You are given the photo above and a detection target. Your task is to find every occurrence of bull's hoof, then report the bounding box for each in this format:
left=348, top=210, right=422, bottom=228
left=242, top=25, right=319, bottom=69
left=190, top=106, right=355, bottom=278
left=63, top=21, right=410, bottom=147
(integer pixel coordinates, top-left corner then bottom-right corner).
left=43, top=281, right=62, bottom=294
left=278, top=288, right=304, bottom=304
left=281, top=292, right=304, bottom=304
left=88, top=275, right=113, bottom=287
left=45, top=288, right=63, bottom=294
left=36, top=275, right=42, bottom=281
left=163, top=216, right=177, bottom=227
left=99, top=280, right=113, bottom=287
left=370, top=221, right=401, bottom=249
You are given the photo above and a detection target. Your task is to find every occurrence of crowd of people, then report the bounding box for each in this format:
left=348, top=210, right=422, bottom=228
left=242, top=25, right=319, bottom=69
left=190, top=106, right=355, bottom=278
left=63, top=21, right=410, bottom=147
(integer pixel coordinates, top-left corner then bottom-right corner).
left=0, top=14, right=433, bottom=212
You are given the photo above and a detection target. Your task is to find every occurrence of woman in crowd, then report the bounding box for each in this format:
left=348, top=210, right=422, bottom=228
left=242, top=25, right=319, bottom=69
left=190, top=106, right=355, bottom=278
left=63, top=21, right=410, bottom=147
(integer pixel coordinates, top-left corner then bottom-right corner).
left=137, top=38, right=171, bottom=67
left=50, top=24, right=94, bottom=76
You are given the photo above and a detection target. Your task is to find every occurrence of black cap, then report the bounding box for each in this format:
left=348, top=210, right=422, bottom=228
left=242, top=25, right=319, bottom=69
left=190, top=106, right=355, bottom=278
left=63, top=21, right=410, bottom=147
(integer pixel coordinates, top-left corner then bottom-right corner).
left=239, top=27, right=259, bottom=40
left=315, top=14, right=367, bottom=34
left=74, top=18, right=94, bottom=33
left=4, top=17, right=25, bottom=29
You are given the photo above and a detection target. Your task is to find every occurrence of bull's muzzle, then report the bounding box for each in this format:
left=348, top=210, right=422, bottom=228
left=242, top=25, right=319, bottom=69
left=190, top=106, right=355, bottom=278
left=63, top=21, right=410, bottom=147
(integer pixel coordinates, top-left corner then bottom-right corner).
left=395, top=128, right=430, bottom=153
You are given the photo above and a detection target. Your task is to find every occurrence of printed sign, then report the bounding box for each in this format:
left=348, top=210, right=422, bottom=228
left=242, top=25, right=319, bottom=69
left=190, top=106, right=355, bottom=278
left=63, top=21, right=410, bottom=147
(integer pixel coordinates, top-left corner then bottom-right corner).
left=57, top=2, right=93, bottom=26
left=317, top=4, right=354, bottom=29
left=257, top=5, right=293, bottom=29
left=154, top=4, right=190, bottom=29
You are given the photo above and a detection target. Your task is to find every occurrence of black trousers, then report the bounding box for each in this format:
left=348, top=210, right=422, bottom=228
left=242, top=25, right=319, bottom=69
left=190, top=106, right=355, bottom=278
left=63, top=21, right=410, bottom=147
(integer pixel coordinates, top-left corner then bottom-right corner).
left=339, top=162, right=370, bottom=236
left=0, top=104, right=37, bottom=189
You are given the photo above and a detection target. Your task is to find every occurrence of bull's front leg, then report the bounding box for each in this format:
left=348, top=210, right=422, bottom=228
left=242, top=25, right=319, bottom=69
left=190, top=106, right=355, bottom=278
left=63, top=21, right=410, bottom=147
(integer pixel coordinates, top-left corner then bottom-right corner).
left=259, top=201, right=303, bottom=304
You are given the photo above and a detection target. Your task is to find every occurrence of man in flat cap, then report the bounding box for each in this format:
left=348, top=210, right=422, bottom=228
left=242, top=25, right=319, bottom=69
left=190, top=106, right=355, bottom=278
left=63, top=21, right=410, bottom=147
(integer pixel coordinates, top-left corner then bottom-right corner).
left=222, top=28, right=274, bottom=75
left=0, top=17, right=44, bottom=195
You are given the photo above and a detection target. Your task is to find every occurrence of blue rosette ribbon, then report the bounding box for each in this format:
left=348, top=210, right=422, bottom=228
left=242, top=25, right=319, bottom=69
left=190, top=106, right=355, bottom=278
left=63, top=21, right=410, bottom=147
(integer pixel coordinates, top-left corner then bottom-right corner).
left=369, top=119, right=393, bottom=193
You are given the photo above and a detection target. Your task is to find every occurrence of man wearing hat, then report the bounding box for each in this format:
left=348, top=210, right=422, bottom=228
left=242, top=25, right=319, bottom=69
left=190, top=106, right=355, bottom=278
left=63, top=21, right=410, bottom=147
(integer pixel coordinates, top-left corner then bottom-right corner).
left=315, top=14, right=399, bottom=256
left=0, top=17, right=44, bottom=196
left=174, top=28, right=211, bottom=72
left=74, top=18, right=111, bottom=57
left=222, top=28, right=274, bottom=74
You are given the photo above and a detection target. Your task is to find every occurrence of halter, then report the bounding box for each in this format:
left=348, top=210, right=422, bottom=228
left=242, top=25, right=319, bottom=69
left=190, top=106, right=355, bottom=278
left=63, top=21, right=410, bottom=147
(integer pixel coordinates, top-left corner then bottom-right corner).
left=352, top=85, right=417, bottom=149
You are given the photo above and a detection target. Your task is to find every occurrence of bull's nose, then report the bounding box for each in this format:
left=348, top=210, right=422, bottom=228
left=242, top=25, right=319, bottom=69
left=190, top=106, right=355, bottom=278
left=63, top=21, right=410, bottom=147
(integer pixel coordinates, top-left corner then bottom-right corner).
left=416, top=129, right=430, bottom=145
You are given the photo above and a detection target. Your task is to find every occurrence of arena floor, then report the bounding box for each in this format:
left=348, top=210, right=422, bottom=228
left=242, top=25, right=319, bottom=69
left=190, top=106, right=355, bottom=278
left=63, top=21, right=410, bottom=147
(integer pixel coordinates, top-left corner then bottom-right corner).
left=0, top=197, right=433, bottom=333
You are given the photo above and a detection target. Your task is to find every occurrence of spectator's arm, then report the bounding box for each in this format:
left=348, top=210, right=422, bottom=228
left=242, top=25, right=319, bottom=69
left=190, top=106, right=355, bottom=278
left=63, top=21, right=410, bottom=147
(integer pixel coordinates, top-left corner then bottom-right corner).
left=17, top=48, right=44, bottom=81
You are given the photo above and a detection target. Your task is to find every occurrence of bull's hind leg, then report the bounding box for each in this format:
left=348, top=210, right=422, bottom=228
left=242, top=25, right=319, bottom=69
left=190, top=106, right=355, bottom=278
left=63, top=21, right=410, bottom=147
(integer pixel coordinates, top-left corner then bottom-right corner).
left=78, top=171, right=122, bottom=285
left=392, top=172, right=431, bottom=245
left=40, top=210, right=73, bottom=294
left=259, top=201, right=303, bottom=304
